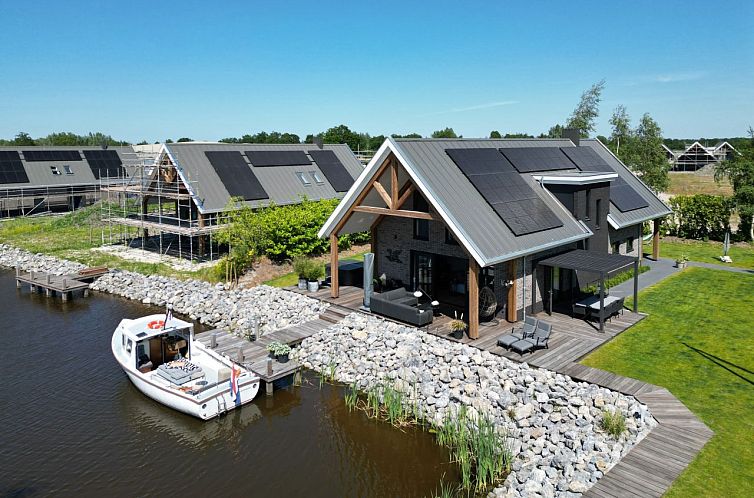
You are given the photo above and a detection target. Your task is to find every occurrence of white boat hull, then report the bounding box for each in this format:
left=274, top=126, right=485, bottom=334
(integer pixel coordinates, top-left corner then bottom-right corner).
left=112, top=316, right=260, bottom=420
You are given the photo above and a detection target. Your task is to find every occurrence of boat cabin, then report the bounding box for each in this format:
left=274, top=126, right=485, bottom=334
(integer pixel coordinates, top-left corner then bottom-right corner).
left=120, top=315, right=193, bottom=373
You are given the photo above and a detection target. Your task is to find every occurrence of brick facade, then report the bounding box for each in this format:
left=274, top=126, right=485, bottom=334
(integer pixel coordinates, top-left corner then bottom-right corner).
left=609, top=224, right=642, bottom=257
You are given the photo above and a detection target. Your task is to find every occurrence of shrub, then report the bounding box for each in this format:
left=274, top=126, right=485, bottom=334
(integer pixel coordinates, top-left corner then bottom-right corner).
left=302, top=261, right=325, bottom=282
left=292, top=255, right=312, bottom=278
left=665, top=194, right=733, bottom=241
left=600, top=409, right=627, bottom=438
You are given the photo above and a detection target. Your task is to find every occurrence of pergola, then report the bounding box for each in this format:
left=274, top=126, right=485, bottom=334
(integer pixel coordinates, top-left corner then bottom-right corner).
left=538, top=249, right=639, bottom=333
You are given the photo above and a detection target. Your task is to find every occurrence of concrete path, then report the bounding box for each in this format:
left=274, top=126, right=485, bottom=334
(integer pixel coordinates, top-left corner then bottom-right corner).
left=609, top=258, right=678, bottom=299
left=687, top=260, right=754, bottom=274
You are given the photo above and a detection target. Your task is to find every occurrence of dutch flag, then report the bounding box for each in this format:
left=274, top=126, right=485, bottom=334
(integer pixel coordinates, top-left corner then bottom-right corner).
left=230, top=364, right=240, bottom=401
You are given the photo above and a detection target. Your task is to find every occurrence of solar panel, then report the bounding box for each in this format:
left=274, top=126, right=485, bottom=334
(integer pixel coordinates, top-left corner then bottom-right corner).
left=610, top=181, right=649, bottom=212
left=309, top=149, right=354, bottom=192
left=445, top=148, right=563, bottom=236
left=245, top=150, right=311, bottom=167
left=23, top=150, right=82, bottom=162
left=499, top=147, right=577, bottom=173
left=205, top=151, right=268, bottom=201
left=82, top=149, right=125, bottom=179
left=0, top=151, right=30, bottom=184
left=559, top=146, right=611, bottom=172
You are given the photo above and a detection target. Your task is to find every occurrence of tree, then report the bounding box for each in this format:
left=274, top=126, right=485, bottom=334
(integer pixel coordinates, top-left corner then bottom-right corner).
left=391, top=133, right=422, bottom=139
left=715, top=128, right=754, bottom=240
left=504, top=132, right=534, bottom=138
left=12, top=132, right=36, bottom=146
left=176, top=137, right=193, bottom=143
left=165, top=139, right=174, bottom=144
left=489, top=130, right=502, bottom=139
left=622, top=113, right=669, bottom=193
left=368, top=134, right=386, bottom=150
left=322, top=125, right=362, bottom=150
left=431, top=127, right=458, bottom=138
left=565, top=79, right=606, bottom=138
left=544, top=124, right=564, bottom=139
left=136, top=140, right=149, bottom=145
left=608, top=105, right=632, bottom=157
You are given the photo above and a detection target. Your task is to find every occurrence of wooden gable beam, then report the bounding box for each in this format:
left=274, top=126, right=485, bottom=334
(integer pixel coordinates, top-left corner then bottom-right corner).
left=372, top=180, right=392, bottom=208
left=333, top=155, right=394, bottom=234
left=395, top=183, right=415, bottom=210
left=390, top=158, right=399, bottom=207
left=353, top=205, right=436, bottom=220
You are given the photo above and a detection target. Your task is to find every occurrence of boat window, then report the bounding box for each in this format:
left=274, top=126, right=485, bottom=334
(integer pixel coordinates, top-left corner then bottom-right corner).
left=126, top=339, right=133, bottom=354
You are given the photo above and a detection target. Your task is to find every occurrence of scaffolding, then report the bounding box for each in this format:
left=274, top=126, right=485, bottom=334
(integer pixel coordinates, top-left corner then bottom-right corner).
left=100, top=154, right=225, bottom=262
left=0, top=183, right=100, bottom=218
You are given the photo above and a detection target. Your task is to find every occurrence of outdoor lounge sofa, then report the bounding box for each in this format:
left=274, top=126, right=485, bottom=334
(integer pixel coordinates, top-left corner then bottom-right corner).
left=369, top=287, right=433, bottom=327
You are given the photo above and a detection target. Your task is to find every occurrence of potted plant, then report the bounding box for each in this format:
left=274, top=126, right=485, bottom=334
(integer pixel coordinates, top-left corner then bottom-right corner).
left=304, top=261, right=325, bottom=292
left=449, top=312, right=467, bottom=340
left=292, top=255, right=310, bottom=290
left=675, top=254, right=689, bottom=269
left=266, top=341, right=291, bottom=363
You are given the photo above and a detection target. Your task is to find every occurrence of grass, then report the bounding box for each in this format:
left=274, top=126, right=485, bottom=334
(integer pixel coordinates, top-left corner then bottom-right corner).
left=667, top=172, right=733, bottom=196
left=0, top=205, right=221, bottom=282
left=599, top=410, right=627, bottom=439
left=582, top=268, right=754, bottom=498
left=264, top=249, right=370, bottom=287
left=649, top=238, right=754, bottom=270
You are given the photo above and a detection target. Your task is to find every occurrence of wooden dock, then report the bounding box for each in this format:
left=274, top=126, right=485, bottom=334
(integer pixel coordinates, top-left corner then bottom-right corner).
left=195, top=317, right=331, bottom=395
left=15, top=267, right=94, bottom=301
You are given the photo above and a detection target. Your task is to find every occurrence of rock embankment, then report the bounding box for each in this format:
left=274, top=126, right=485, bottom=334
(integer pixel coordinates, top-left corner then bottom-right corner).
left=0, top=244, right=327, bottom=334
left=294, top=313, right=656, bottom=498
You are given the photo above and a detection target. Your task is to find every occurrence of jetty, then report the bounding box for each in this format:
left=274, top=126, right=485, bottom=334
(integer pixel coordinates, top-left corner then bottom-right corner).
left=15, top=265, right=108, bottom=301
left=195, top=316, right=333, bottom=395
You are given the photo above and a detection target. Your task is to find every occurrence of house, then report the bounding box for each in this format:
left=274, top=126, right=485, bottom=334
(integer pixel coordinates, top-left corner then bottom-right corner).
left=319, top=136, right=671, bottom=338
left=0, top=145, right=137, bottom=218
left=103, top=142, right=363, bottom=260
left=670, top=140, right=739, bottom=171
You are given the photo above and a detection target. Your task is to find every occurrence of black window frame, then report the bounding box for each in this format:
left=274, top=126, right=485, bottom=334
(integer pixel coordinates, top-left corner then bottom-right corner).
left=595, top=198, right=602, bottom=228
left=413, top=191, right=430, bottom=241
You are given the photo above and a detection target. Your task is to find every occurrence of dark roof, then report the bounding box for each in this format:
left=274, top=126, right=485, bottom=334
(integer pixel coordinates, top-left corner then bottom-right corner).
left=538, top=249, right=637, bottom=275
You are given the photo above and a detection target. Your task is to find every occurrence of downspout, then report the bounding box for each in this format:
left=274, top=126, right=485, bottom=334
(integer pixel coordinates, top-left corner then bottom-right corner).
left=522, top=255, right=527, bottom=320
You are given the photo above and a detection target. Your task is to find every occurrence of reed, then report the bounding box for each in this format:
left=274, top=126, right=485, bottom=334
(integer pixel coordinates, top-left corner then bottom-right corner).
left=600, top=409, right=627, bottom=439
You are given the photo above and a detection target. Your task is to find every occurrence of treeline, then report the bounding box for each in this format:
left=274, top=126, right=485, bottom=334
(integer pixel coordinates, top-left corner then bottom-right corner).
left=0, top=131, right=129, bottom=146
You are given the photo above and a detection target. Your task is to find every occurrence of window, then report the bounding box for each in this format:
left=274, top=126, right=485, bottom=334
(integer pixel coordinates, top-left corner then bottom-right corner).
left=63, top=165, right=74, bottom=175
left=585, top=189, right=591, bottom=219
left=627, top=237, right=635, bottom=253
left=445, top=228, right=458, bottom=245
left=480, top=266, right=495, bottom=291
left=413, top=191, right=429, bottom=241
left=295, top=172, right=311, bottom=186
left=50, top=166, right=61, bottom=175
left=310, top=171, right=324, bottom=184
left=595, top=199, right=601, bottom=228
left=612, top=241, right=620, bottom=254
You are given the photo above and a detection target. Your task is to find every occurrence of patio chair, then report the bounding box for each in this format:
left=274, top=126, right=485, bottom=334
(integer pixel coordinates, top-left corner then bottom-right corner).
left=510, top=320, right=552, bottom=355
left=571, top=304, right=589, bottom=320
left=497, top=316, right=538, bottom=350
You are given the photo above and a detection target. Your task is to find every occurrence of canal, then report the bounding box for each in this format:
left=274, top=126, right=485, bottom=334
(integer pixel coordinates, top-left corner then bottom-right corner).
left=0, top=270, right=456, bottom=497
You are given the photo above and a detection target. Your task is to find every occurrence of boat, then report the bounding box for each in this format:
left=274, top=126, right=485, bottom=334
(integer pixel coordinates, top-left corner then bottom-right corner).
left=112, top=313, right=260, bottom=420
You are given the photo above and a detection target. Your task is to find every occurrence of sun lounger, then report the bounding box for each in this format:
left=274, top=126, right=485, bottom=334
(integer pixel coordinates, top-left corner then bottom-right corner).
left=497, top=316, right=537, bottom=349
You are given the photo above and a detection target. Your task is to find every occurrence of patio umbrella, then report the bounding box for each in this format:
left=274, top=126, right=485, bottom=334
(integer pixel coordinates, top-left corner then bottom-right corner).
left=723, top=230, right=730, bottom=256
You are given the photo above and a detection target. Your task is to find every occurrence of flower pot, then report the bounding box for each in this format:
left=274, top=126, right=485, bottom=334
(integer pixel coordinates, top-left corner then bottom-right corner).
left=451, top=329, right=465, bottom=340
left=676, top=261, right=687, bottom=269
left=297, top=278, right=307, bottom=290
left=276, top=353, right=290, bottom=363
left=268, top=351, right=276, bottom=359
left=307, top=280, right=320, bottom=292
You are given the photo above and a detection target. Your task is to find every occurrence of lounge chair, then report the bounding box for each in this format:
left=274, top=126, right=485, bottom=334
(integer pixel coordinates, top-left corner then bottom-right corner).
left=510, top=320, right=552, bottom=355
left=497, top=316, right=537, bottom=349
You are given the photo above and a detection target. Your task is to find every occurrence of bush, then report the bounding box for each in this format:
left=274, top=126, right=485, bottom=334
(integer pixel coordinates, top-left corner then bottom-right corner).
left=600, top=409, right=627, bottom=438
left=665, top=194, right=733, bottom=241
left=292, top=255, right=312, bottom=278
left=302, top=261, right=325, bottom=282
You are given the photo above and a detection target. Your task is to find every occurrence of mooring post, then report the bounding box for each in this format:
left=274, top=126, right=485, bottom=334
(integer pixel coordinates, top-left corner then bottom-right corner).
left=236, top=347, right=244, bottom=362
left=62, top=292, right=69, bottom=302
left=265, top=381, right=273, bottom=396
left=83, top=288, right=89, bottom=297
left=16, top=264, right=20, bottom=277
left=267, top=358, right=273, bottom=376
left=45, top=288, right=52, bottom=298
left=210, top=332, right=217, bottom=348
left=63, top=278, right=67, bottom=290
left=46, top=274, right=50, bottom=285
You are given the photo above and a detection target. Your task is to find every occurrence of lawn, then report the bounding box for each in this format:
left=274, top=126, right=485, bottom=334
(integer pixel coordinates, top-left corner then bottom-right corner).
left=667, top=172, right=733, bottom=196
left=0, top=206, right=221, bottom=282
left=648, top=238, right=754, bottom=270
left=583, top=268, right=754, bottom=497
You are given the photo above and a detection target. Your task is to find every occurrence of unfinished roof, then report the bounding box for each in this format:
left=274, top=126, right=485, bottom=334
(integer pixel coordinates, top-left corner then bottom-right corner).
left=320, top=137, right=670, bottom=267
left=163, top=143, right=363, bottom=214
left=0, top=146, right=137, bottom=190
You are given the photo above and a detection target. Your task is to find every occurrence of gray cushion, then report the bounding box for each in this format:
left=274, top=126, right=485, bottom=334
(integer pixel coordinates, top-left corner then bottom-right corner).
left=510, top=339, right=535, bottom=354
left=497, top=334, right=521, bottom=348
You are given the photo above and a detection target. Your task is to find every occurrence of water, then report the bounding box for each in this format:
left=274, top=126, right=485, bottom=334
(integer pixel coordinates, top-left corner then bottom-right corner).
left=0, top=270, right=456, bottom=497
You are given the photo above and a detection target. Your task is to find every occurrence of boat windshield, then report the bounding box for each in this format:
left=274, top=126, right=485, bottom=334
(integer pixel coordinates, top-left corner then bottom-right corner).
left=134, top=327, right=191, bottom=372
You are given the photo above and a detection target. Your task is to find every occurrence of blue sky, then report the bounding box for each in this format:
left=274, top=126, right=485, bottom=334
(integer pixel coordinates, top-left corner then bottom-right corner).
left=1, top=0, right=752, bottom=142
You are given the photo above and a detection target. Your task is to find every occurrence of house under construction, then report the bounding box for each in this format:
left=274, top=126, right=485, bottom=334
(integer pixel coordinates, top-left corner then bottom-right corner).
left=0, top=145, right=143, bottom=218
left=667, top=141, right=739, bottom=171
left=101, top=142, right=363, bottom=261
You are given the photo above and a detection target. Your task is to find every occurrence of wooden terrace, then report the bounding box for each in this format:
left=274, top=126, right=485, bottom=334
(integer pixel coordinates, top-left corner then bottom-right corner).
left=286, top=284, right=645, bottom=371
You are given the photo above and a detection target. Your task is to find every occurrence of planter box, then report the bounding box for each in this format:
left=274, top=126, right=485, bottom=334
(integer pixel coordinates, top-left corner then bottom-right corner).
left=676, top=262, right=687, bottom=269
left=276, top=353, right=290, bottom=364
left=307, top=280, right=320, bottom=292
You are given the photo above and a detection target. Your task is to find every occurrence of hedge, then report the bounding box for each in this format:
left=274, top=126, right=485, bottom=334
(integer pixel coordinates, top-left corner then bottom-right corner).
left=665, top=194, right=733, bottom=241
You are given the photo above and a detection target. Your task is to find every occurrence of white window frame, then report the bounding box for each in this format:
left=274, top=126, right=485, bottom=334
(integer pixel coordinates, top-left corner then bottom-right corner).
left=296, top=172, right=311, bottom=186
left=63, top=165, right=74, bottom=175
left=310, top=170, right=324, bottom=184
